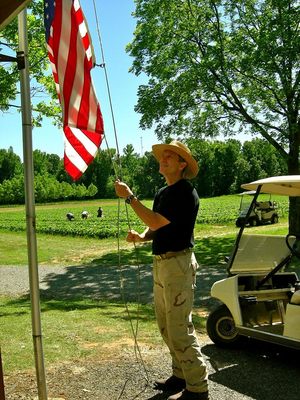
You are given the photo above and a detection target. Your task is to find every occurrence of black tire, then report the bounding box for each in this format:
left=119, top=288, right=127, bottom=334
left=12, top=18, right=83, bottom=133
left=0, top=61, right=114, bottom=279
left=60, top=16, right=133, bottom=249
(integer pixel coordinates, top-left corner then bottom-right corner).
left=206, top=304, right=242, bottom=348
left=249, top=217, right=258, bottom=227
left=271, top=214, right=279, bottom=224
left=235, top=219, right=242, bottom=228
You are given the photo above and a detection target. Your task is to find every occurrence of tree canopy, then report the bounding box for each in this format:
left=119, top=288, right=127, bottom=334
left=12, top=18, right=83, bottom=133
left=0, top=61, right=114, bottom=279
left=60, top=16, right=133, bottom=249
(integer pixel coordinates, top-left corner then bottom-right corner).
left=127, top=0, right=300, bottom=233
left=128, top=0, right=299, bottom=173
left=0, top=138, right=287, bottom=204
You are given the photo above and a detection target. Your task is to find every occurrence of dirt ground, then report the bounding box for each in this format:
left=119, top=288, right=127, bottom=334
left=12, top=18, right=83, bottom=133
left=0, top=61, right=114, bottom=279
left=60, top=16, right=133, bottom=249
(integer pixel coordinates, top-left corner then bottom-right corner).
left=3, top=335, right=300, bottom=400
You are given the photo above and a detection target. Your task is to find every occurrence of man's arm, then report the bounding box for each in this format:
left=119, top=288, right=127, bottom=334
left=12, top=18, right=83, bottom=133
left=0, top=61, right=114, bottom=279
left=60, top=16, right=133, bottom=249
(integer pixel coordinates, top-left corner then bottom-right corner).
left=126, top=227, right=155, bottom=243
left=114, top=180, right=170, bottom=231
left=129, top=196, right=170, bottom=231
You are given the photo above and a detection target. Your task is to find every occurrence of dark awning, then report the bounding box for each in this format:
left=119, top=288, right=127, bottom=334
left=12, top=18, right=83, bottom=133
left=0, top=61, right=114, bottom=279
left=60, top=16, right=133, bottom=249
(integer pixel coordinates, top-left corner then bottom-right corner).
left=0, top=0, right=31, bottom=30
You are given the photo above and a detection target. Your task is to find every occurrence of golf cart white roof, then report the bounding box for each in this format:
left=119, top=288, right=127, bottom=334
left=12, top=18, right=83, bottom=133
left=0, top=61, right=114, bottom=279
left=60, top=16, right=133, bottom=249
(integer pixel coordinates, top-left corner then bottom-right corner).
left=238, top=190, right=257, bottom=196
left=241, top=175, right=300, bottom=197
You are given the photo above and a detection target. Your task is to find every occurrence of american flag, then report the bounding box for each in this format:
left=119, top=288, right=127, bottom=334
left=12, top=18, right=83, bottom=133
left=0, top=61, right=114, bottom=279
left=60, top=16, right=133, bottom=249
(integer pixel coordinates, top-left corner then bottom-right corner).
left=44, top=0, right=104, bottom=180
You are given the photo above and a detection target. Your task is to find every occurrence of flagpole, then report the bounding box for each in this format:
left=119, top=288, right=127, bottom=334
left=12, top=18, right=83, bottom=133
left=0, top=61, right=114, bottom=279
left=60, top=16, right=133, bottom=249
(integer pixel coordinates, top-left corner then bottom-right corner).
left=18, top=9, right=48, bottom=400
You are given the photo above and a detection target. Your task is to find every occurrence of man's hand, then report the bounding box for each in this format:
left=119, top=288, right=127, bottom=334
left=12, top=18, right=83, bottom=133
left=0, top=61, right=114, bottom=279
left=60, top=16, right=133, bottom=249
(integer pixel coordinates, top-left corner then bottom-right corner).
left=114, top=179, right=133, bottom=198
left=126, top=229, right=144, bottom=243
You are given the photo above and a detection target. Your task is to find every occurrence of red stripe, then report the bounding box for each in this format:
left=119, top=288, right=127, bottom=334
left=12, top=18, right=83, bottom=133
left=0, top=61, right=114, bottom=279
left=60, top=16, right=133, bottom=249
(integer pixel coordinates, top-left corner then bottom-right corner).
left=96, top=107, right=103, bottom=133
left=62, top=4, right=78, bottom=127
left=82, top=34, right=90, bottom=51
left=64, top=154, right=82, bottom=180
left=81, top=129, right=103, bottom=147
left=77, top=56, right=91, bottom=129
left=64, top=126, right=94, bottom=164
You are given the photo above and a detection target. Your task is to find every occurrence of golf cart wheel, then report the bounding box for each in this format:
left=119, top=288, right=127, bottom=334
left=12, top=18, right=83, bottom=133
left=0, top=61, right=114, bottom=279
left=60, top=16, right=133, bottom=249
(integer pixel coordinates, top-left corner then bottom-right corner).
left=271, top=215, right=279, bottom=224
left=206, top=305, right=241, bottom=348
left=249, top=217, right=258, bottom=227
left=235, top=219, right=242, bottom=228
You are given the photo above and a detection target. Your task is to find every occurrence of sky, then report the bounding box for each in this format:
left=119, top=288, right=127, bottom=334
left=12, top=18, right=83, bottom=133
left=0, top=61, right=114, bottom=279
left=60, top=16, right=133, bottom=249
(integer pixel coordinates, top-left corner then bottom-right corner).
left=0, top=0, right=157, bottom=159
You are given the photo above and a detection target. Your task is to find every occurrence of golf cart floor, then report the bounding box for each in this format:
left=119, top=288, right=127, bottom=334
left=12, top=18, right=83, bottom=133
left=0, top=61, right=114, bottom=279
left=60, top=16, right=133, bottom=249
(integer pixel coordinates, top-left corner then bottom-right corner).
left=253, top=323, right=283, bottom=335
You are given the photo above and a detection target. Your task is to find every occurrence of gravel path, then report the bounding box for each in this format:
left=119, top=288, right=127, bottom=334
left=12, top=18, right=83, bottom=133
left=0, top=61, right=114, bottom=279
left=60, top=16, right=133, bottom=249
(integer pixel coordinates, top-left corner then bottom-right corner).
left=1, top=264, right=300, bottom=400
left=0, top=263, right=225, bottom=307
left=1, top=265, right=77, bottom=297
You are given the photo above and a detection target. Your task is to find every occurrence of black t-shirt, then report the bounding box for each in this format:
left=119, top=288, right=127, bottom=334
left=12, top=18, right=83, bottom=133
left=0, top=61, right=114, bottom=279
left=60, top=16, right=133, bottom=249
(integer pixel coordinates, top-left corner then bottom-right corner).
left=152, top=179, right=199, bottom=255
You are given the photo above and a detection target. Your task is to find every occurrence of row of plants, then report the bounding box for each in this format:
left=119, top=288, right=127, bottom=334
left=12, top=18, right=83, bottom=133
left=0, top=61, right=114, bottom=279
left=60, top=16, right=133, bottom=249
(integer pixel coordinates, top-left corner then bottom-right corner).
left=0, top=195, right=290, bottom=239
left=0, top=205, right=143, bottom=239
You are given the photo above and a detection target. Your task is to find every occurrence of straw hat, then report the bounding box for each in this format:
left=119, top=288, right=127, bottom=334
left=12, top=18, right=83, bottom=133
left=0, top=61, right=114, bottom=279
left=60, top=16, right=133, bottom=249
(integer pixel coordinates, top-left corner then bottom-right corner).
left=152, top=140, right=199, bottom=179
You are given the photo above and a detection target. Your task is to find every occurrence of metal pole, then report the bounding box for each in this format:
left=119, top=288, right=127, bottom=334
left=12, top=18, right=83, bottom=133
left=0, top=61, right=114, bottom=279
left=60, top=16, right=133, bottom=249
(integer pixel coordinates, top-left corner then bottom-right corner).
left=18, top=9, right=48, bottom=400
left=0, top=348, right=5, bottom=400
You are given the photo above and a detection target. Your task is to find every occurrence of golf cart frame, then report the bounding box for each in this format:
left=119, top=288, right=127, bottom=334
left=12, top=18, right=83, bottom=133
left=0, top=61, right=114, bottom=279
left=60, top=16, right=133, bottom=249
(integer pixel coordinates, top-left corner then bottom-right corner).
left=207, top=176, right=300, bottom=350
left=235, top=190, right=279, bottom=227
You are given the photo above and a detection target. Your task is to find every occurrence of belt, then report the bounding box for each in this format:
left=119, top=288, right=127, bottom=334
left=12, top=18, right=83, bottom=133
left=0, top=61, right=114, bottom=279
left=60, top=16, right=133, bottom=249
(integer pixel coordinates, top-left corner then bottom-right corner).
left=154, top=249, right=191, bottom=260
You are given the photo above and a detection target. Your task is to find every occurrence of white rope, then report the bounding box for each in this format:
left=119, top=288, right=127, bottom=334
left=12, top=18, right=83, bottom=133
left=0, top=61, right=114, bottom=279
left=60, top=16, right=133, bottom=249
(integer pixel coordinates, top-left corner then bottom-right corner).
left=91, top=1, right=151, bottom=396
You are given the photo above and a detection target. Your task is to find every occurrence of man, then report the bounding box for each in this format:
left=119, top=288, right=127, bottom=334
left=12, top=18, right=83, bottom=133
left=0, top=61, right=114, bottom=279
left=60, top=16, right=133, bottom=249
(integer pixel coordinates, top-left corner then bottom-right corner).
left=114, top=140, right=209, bottom=400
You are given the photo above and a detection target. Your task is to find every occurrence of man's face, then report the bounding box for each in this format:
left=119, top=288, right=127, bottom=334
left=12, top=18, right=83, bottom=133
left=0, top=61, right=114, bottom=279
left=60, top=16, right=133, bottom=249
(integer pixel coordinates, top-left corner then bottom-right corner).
left=159, top=150, right=187, bottom=177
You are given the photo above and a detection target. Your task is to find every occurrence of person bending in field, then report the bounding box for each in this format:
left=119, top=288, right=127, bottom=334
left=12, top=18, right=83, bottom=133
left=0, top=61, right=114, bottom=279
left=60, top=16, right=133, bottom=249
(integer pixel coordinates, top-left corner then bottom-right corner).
left=114, top=140, right=209, bottom=400
left=66, top=212, right=74, bottom=221
left=81, top=211, right=89, bottom=219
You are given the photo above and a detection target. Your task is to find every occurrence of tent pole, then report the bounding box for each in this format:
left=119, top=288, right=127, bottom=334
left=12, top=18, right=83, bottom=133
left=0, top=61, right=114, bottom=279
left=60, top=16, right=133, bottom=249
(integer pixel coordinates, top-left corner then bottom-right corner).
left=18, top=9, right=48, bottom=400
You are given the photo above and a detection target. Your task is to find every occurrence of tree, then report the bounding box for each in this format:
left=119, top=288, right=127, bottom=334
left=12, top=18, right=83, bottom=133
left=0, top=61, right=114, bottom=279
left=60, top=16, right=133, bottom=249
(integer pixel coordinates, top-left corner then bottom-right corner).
left=210, top=139, right=241, bottom=196
left=241, top=138, right=287, bottom=180
left=79, top=148, right=115, bottom=198
left=189, top=138, right=241, bottom=196
left=0, top=175, right=24, bottom=204
left=189, top=139, right=218, bottom=197
left=0, top=147, right=22, bottom=183
left=132, top=151, right=164, bottom=198
left=33, top=149, right=53, bottom=175
left=120, top=144, right=140, bottom=189
left=0, top=0, right=61, bottom=125
left=128, top=0, right=300, bottom=233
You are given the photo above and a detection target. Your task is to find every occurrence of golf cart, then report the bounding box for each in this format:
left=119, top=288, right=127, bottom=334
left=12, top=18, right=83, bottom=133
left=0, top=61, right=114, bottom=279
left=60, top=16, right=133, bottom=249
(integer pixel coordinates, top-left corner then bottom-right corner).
left=206, top=176, right=300, bottom=350
left=235, top=190, right=279, bottom=227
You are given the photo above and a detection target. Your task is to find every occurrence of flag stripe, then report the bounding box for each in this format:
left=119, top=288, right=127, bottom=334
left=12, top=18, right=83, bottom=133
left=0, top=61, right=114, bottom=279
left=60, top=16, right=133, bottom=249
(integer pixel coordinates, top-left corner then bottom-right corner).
left=64, top=127, right=93, bottom=165
left=64, top=154, right=83, bottom=181
left=66, top=127, right=98, bottom=157
left=61, top=2, right=77, bottom=127
left=44, top=0, right=104, bottom=180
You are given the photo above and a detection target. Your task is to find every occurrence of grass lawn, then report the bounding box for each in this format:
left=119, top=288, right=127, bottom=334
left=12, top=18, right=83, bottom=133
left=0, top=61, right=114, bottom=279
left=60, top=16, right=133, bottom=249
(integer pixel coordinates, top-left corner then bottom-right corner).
left=0, top=196, right=296, bottom=375
left=0, top=297, right=168, bottom=373
left=0, top=231, right=138, bottom=266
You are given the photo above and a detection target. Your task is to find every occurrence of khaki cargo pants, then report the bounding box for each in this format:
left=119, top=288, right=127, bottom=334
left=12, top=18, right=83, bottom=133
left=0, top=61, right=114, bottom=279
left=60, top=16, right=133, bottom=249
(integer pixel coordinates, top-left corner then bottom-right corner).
left=153, top=251, right=208, bottom=393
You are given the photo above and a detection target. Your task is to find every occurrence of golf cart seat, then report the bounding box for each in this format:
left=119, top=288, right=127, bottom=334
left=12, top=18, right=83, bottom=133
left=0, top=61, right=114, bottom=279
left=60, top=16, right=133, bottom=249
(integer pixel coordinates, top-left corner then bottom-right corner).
left=290, top=290, right=300, bottom=305
left=256, top=201, right=272, bottom=210
left=228, top=234, right=298, bottom=300
left=229, top=234, right=293, bottom=275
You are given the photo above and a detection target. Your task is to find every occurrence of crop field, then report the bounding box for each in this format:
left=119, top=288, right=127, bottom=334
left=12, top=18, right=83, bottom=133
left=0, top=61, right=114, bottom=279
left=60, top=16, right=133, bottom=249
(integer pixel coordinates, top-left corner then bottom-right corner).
left=0, top=194, right=289, bottom=239
left=0, top=199, right=145, bottom=239
left=198, top=194, right=288, bottom=224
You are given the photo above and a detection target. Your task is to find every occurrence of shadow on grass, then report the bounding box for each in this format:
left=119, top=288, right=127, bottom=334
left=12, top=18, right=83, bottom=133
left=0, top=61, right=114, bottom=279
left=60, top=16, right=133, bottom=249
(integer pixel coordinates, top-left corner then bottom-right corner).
left=1, top=295, right=158, bottom=325
left=5, top=236, right=234, bottom=313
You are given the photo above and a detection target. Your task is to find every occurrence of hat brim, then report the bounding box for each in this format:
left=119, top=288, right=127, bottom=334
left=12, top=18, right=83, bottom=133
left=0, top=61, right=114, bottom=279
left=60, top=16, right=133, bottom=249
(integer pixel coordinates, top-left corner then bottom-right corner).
left=152, top=143, right=199, bottom=179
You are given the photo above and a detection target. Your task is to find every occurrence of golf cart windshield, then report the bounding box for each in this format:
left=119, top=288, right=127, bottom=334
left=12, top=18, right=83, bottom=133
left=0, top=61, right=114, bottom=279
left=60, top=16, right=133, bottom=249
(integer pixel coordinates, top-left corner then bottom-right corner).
left=228, top=176, right=300, bottom=274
